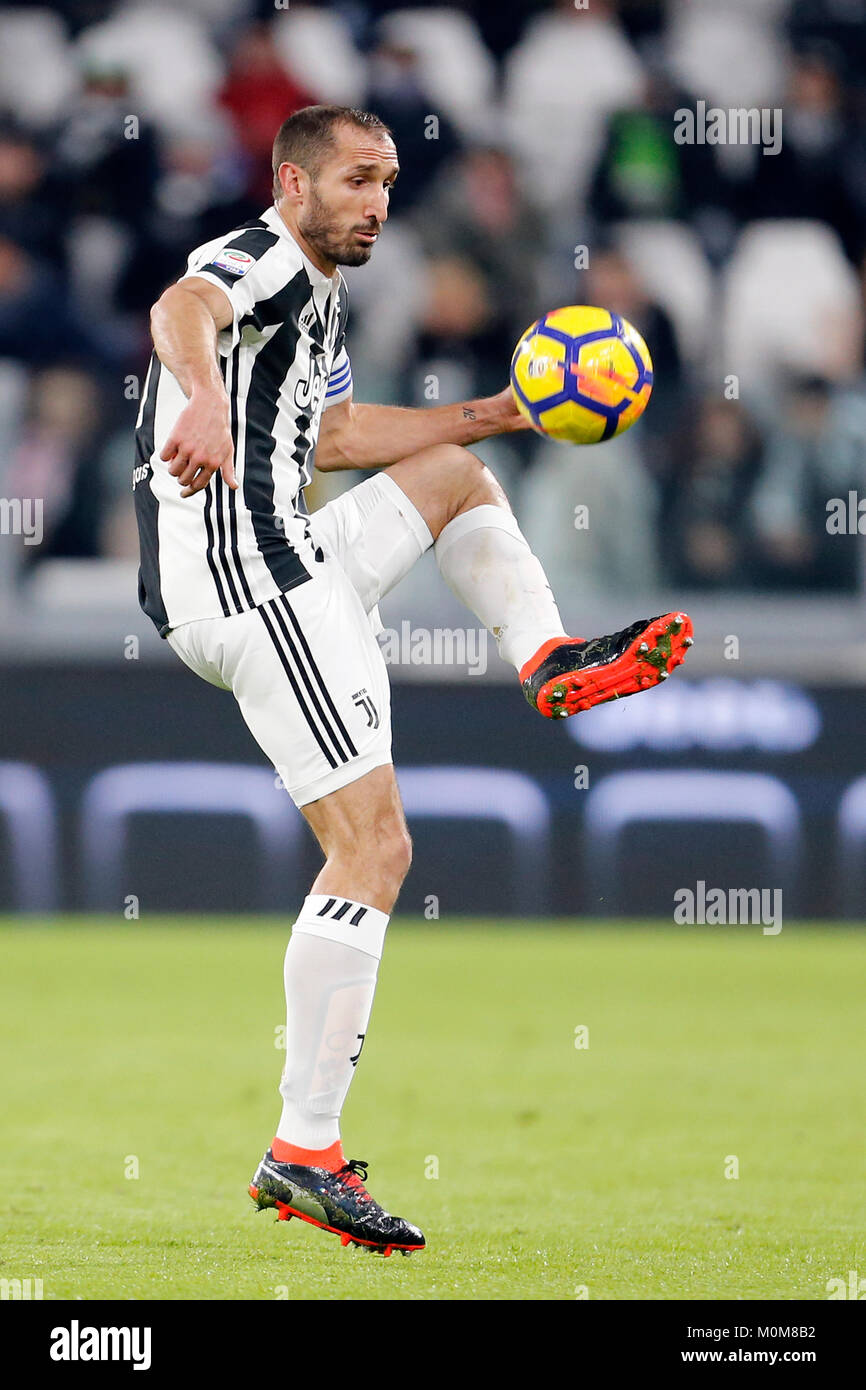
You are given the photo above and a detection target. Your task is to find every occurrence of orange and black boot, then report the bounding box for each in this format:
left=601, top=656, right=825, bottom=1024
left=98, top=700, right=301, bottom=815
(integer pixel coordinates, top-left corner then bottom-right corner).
left=250, top=1151, right=425, bottom=1256
left=521, top=611, right=694, bottom=719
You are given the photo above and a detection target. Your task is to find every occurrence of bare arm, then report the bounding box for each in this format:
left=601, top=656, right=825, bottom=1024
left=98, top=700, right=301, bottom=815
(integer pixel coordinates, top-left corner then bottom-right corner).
left=315, top=388, right=531, bottom=472
left=149, top=277, right=237, bottom=497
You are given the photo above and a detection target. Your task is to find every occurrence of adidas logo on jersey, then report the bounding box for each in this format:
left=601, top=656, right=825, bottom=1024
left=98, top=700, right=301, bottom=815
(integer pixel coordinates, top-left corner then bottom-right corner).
left=299, top=306, right=317, bottom=331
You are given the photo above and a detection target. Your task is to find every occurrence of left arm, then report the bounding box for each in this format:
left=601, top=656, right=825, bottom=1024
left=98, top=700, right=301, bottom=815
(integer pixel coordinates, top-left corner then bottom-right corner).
left=315, top=387, right=531, bottom=472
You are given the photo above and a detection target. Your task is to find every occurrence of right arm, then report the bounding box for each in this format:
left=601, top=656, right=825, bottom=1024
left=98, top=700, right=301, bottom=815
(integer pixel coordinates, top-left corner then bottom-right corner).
left=149, top=277, right=237, bottom=498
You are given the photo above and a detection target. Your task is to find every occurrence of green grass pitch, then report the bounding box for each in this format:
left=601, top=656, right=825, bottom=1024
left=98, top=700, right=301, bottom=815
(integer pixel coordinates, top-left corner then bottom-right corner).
left=1, top=918, right=864, bottom=1301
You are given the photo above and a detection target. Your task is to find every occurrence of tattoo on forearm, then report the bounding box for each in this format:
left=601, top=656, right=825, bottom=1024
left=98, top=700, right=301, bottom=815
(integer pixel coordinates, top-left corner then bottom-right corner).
left=462, top=407, right=477, bottom=420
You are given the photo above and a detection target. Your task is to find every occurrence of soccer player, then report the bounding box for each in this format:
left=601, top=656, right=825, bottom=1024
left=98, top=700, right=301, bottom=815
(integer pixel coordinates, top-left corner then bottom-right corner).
left=134, top=105, right=692, bottom=1255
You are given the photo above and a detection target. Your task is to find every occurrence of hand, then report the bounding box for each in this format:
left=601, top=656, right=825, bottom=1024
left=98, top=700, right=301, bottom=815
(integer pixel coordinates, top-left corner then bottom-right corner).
left=488, top=384, right=533, bottom=434
left=161, top=387, right=237, bottom=497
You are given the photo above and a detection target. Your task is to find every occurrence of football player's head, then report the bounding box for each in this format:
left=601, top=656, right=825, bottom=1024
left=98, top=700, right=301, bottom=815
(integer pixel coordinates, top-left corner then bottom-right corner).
left=273, top=105, right=398, bottom=269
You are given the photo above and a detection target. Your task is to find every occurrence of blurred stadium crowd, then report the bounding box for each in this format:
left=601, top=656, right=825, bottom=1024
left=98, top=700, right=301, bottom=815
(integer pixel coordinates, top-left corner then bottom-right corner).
left=2, top=0, right=866, bottom=599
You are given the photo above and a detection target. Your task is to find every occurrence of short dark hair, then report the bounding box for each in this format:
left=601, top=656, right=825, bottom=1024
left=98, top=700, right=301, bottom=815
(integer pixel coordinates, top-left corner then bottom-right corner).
left=272, top=105, right=393, bottom=197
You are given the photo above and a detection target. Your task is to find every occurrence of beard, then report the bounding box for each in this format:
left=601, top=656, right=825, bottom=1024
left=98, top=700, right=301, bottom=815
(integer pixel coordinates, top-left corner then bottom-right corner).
left=299, top=185, right=377, bottom=267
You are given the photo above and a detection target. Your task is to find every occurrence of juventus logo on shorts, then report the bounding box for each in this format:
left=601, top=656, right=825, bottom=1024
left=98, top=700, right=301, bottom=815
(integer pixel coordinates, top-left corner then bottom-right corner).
left=352, top=689, right=379, bottom=729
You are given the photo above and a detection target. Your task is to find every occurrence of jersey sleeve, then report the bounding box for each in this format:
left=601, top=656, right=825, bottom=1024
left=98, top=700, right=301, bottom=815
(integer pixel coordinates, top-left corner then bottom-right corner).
left=323, top=346, right=353, bottom=409
left=179, top=224, right=282, bottom=352
left=323, top=279, right=353, bottom=409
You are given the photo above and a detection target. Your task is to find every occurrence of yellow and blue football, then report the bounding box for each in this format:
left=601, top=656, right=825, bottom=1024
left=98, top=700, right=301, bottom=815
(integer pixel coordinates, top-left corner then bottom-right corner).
left=510, top=305, right=653, bottom=444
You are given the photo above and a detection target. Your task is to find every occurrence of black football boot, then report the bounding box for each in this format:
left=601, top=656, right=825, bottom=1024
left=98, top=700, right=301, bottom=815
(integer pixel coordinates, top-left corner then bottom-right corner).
left=250, top=1151, right=425, bottom=1256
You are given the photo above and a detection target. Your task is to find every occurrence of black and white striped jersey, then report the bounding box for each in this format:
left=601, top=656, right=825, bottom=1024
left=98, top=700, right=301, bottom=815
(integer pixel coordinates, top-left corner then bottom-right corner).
left=133, top=205, right=354, bottom=636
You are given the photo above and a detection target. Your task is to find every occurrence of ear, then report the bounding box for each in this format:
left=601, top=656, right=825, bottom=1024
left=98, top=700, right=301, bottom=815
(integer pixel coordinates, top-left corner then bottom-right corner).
left=277, top=161, right=307, bottom=204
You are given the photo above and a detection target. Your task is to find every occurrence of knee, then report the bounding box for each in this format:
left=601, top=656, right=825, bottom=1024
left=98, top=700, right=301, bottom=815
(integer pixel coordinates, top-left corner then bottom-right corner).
left=379, top=820, right=413, bottom=886
left=362, top=818, right=412, bottom=906
left=438, top=445, right=506, bottom=514
left=437, top=444, right=485, bottom=491
left=333, top=815, right=411, bottom=898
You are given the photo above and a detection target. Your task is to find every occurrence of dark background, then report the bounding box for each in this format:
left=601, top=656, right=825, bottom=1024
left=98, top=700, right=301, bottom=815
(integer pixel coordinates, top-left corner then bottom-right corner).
left=2, top=663, right=862, bottom=918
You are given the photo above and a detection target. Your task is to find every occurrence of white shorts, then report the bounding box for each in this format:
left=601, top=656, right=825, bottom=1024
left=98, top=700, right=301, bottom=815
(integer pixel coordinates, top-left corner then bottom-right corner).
left=167, top=472, right=433, bottom=807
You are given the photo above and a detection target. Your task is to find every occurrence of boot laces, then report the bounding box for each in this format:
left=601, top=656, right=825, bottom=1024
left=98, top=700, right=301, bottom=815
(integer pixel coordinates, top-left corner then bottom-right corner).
left=337, top=1158, right=372, bottom=1204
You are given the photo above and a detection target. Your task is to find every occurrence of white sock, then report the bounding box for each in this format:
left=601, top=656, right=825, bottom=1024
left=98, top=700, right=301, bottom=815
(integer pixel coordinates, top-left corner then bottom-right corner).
left=276, top=894, right=389, bottom=1150
left=434, top=505, right=567, bottom=672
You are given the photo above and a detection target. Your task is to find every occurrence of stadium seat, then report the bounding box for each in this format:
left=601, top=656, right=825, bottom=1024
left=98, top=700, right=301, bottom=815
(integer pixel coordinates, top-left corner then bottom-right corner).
left=74, top=3, right=223, bottom=137
left=0, top=762, right=59, bottom=912
left=65, top=216, right=136, bottom=322
left=613, top=220, right=715, bottom=362
left=376, top=8, right=497, bottom=137
left=503, top=10, right=644, bottom=209
left=0, top=9, right=76, bottom=128
left=396, top=766, right=550, bottom=915
left=518, top=433, right=663, bottom=598
left=721, top=221, right=863, bottom=393
left=836, top=778, right=866, bottom=918
left=583, top=770, right=802, bottom=915
left=666, top=5, right=788, bottom=107
left=271, top=6, right=366, bottom=106
left=79, top=762, right=303, bottom=911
